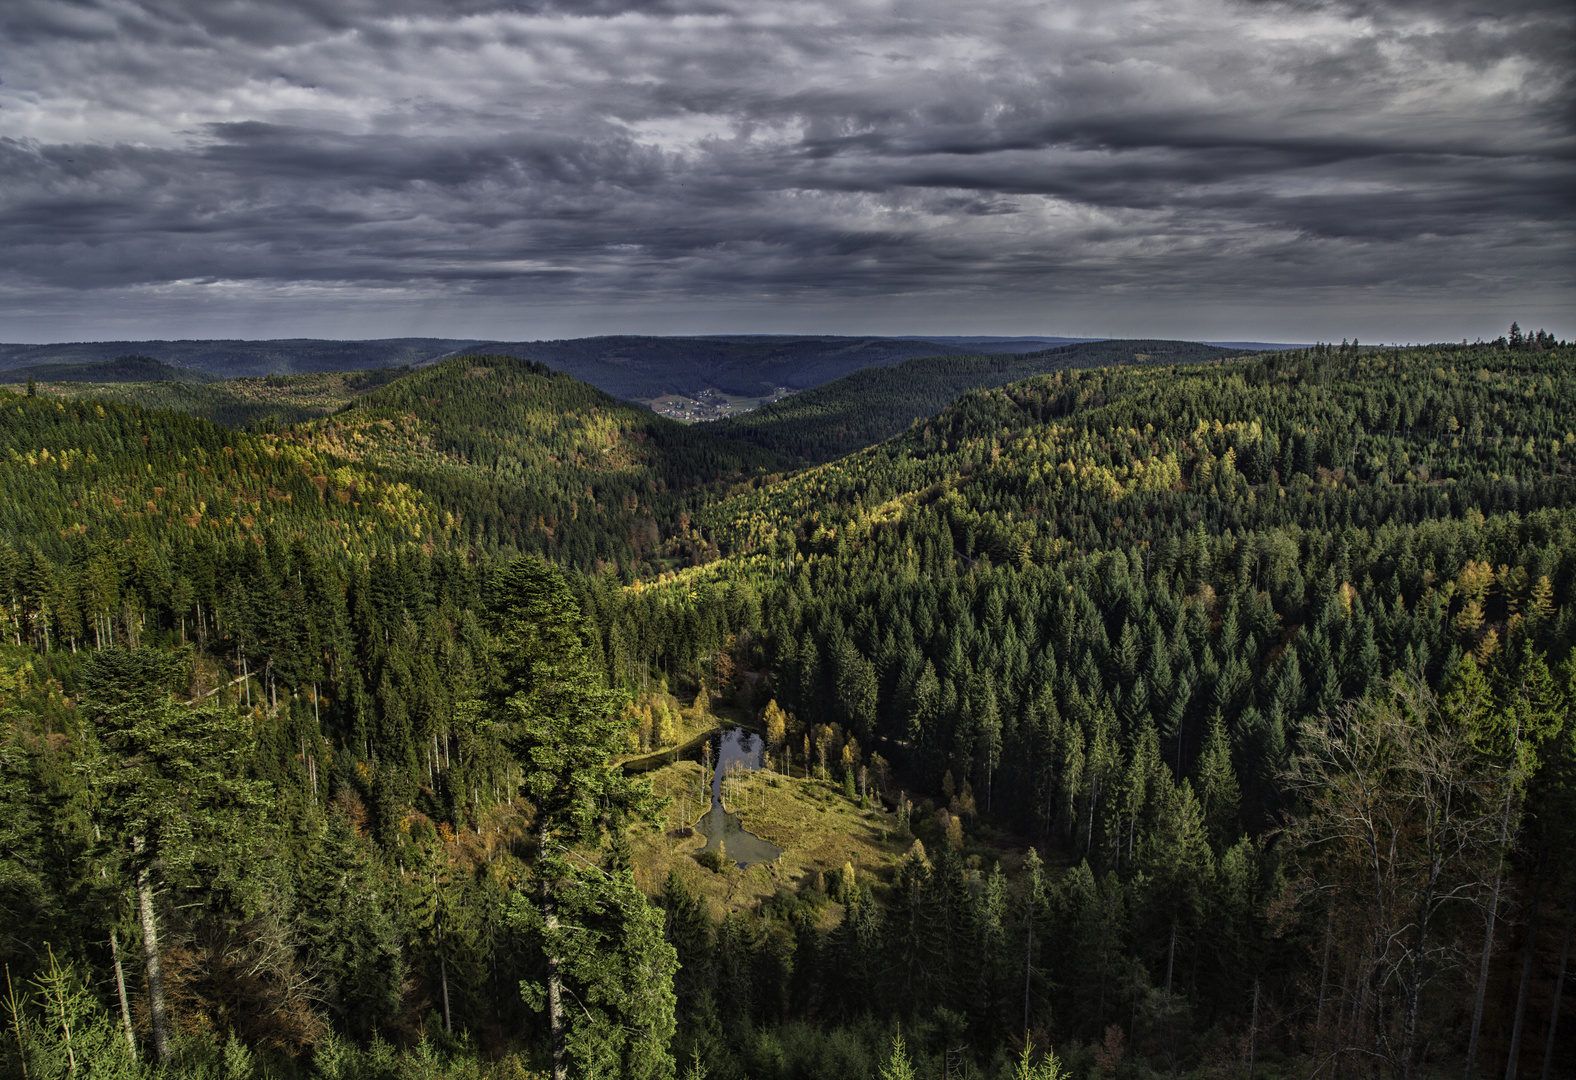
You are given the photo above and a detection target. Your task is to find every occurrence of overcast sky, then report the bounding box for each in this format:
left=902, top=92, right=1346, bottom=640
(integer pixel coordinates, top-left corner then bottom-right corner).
left=1, top=0, right=1572, bottom=344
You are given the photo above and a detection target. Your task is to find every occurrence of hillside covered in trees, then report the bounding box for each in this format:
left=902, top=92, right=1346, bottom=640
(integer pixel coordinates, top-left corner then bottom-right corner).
left=3, top=362, right=410, bottom=431
left=1, top=334, right=1574, bottom=1080
left=710, top=339, right=1240, bottom=463
left=0, top=335, right=1083, bottom=400
left=491, top=335, right=1085, bottom=400
left=0, top=355, right=785, bottom=594
left=0, top=339, right=487, bottom=379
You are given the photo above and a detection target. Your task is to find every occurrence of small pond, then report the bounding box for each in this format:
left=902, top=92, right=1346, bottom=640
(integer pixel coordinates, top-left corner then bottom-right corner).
left=694, top=727, right=782, bottom=868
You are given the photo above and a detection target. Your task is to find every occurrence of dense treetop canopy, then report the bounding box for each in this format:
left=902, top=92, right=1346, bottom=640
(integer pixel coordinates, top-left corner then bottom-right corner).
left=1, top=334, right=1572, bottom=1078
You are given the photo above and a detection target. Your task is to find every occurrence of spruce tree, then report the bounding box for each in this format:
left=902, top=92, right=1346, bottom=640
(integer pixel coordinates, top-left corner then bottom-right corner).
left=486, top=558, right=676, bottom=1080
left=78, top=648, right=266, bottom=1063
left=1195, top=712, right=1241, bottom=852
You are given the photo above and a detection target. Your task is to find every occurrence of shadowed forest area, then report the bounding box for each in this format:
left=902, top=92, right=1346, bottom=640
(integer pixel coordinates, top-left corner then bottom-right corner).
left=2, top=332, right=1575, bottom=1080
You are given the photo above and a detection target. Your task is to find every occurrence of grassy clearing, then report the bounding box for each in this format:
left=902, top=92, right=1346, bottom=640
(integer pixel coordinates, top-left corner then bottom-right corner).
left=628, top=758, right=911, bottom=923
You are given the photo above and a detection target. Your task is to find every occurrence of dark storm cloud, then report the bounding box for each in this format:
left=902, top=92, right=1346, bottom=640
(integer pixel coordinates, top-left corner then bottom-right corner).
left=0, top=0, right=1571, bottom=341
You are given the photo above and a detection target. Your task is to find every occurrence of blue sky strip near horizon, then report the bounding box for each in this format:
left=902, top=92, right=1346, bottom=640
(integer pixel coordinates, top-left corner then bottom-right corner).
left=1, top=0, right=1571, bottom=345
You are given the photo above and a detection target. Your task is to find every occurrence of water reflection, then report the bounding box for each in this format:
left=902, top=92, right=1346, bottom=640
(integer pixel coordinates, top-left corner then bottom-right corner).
left=696, top=727, right=781, bottom=868
left=712, top=727, right=761, bottom=801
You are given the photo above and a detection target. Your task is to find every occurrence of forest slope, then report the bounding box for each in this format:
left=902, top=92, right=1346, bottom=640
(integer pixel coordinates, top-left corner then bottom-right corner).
left=4, top=366, right=409, bottom=430
left=692, top=340, right=1576, bottom=829
left=709, top=338, right=1239, bottom=462
left=0, top=356, right=788, bottom=587
left=3, top=336, right=1575, bottom=1080
left=549, top=337, right=1576, bottom=1077
left=501, top=334, right=1081, bottom=398
left=0, top=334, right=1082, bottom=398
left=0, top=337, right=484, bottom=377
left=317, top=354, right=785, bottom=486
left=2, top=356, right=220, bottom=384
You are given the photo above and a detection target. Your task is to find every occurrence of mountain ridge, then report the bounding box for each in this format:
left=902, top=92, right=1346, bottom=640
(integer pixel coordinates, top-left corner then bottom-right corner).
left=708, top=338, right=1242, bottom=463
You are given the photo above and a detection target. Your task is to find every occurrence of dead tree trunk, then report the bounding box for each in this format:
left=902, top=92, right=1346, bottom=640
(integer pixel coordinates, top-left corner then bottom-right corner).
left=1505, top=868, right=1544, bottom=1080
left=540, top=820, right=566, bottom=1080
left=1248, top=975, right=1261, bottom=1080
left=439, top=935, right=452, bottom=1035
left=1466, top=798, right=1513, bottom=1080
left=1541, top=895, right=1575, bottom=1080
left=109, top=927, right=135, bottom=1057
left=1022, top=892, right=1034, bottom=1037
left=135, top=854, right=170, bottom=1063
left=1314, top=902, right=1335, bottom=1060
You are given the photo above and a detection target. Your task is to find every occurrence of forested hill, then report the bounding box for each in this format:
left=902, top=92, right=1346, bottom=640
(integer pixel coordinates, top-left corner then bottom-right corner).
left=3, top=335, right=1576, bottom=1079
left=0, top=389, right=452, bottom=575
left=605, top=339, right=1576, bottom=1074
left=324, top=354, right=785, bottom=489
left=0, top=337, right=484, bottom=377
left=4, top=355, right=220, bottom=385
left=709, top=338, right=1239, bottom=462
left=698, top=338, right=1576, bottom=828
left=290, top=354, right=789, bottom=567
left=0, top=356, right=787, bottom=591
left=0, top=334, right=1082, bottom=399
left=496, top=334, right=1081, bottom=399
left=5, top=365, right=417, bottom=432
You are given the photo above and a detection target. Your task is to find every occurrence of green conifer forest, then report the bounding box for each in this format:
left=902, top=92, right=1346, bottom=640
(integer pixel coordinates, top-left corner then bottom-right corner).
left=2, top=335, right=1574, bottom=1080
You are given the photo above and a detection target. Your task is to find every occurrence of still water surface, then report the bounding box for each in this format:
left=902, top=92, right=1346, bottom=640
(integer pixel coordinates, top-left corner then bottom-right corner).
left=695, top=727, right=782, bottom=868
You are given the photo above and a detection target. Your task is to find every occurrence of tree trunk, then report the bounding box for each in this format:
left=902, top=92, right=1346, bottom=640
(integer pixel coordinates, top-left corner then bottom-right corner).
left=135, top=857, right=170, bottom=1063
left=1371, top=965, right=1386, bottom=1080
left=1097, top=946, right=1108, bottom=1028
left=1248, top=975, right=1261, bottom=1080
left=1188, top=933, right=1200, bottom=1004
left=1505, top=869, right=1543, bottom=1080
left=1333, top=960, right=1354, bottom=1080
left=1022, top=897, right=1034, bottom=1037
left=1086, top=778, right=1098, bottom=856
left=1541, top=895, right=1575, bottom=1080
left=540, top=821, right=566, bottom=1080
left=1466, top=845, right=1508, bottom=1080
left=1351, top=962, right=1376, bottom=1080
left=109, top=928, right=136, bottom=1058
left=1165, top=917, right=1178, bottom=1000
left=439, top=935, right=452, bottom=1036
left=1400, top=918, right=1431, bottom=1080
left=1129, top=965, right=1139, bottom=1047
left=1315, top=902, right=1335, bottom=1060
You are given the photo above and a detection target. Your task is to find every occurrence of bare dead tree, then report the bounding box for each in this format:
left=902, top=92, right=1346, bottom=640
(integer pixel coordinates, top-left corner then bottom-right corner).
left=1282, top=678, right=1506, bottom=1080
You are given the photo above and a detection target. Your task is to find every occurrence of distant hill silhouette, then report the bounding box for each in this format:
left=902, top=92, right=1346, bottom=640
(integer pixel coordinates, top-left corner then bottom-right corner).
left=710, top=338, right=1242, bottom=462
left=4, top=355, right=221, bottom=384
left=0, top=334, right=1297, bottom=408
left=0, top=338, right=484, bottom=379
left=0, top=335, right=1089, bottom=399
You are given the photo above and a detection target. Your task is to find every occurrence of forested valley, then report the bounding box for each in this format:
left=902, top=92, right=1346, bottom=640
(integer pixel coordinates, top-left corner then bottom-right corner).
left=2, top=334, right=1575, bottom=1080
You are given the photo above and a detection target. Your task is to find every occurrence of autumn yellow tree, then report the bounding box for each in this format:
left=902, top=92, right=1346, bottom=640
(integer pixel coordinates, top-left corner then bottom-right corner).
left=763, top=699, right=788, bottom=764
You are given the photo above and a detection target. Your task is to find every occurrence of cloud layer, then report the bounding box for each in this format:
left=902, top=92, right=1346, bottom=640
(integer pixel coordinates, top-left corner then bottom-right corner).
left=2, top=0, right=1572, bottom=341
